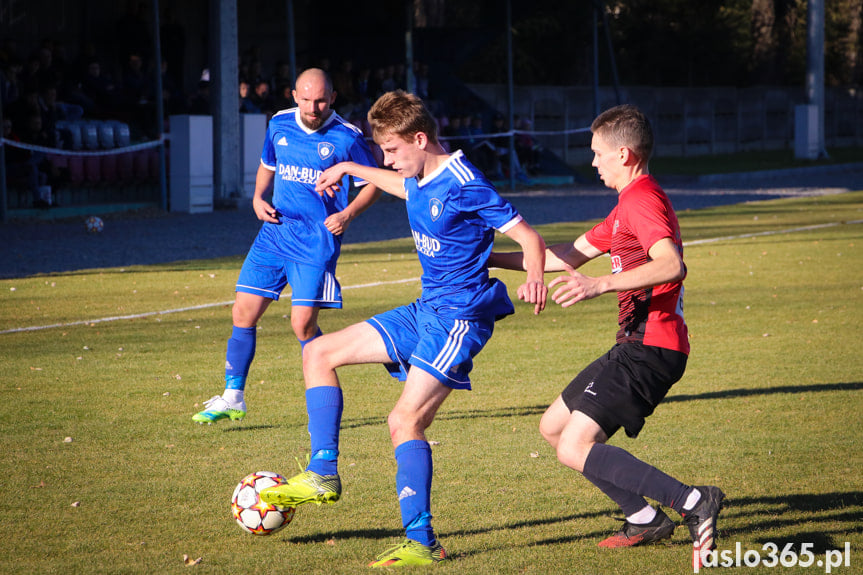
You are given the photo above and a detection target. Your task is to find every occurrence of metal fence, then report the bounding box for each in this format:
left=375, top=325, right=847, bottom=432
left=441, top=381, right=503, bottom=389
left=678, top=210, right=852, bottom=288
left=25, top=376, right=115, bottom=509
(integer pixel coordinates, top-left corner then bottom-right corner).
left=468, top=84, right=863, bottom=165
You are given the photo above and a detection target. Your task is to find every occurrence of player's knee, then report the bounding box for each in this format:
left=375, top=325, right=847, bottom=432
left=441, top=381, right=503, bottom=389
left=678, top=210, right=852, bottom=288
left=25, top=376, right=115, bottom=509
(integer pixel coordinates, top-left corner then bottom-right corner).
left=555, top=440, right=591, bottom=473
left=539, top=418, right=557, bottom=445
left=302, top=336, right=332, bottom=370
left=386, top=408, right=424, bottom=445
left=291, top=318, right=317, bottom=341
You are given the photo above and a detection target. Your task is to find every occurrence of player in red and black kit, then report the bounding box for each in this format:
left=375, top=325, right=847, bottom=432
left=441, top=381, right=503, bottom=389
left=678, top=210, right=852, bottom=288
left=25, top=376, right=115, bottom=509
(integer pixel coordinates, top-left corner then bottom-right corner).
left=491, top=105, right=724, bottom=570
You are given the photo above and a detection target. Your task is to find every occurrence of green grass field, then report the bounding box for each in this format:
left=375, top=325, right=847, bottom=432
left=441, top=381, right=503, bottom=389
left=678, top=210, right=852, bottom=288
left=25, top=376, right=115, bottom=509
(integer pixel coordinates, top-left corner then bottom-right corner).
left=1, top=191, right=861, bottom=574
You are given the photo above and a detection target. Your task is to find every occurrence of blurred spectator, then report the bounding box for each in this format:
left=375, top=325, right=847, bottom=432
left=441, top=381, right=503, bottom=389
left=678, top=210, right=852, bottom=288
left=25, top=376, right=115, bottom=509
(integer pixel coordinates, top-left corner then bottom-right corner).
left=158, top=59, right=186, bottom=118
left=2, top=116, right=47, bottom=206
left=250, top=79, right=274, bottom=117
left=393, top=63, right=407, bottom=90
left=514, top=115, right=540, bottom=175
left=355, top=66, right=371, bottom=109
left=17, top=113, right=55, bottom=205
left=272, top=83, right=292, bottom=112
left=187, top=72, right=210, bottom=115
left=0, top=55, right=22, bottom=109
left=7, top=86, right=41, bottom=134
left=414, top=61, right=430, bottom=99
left=442, top=115, right=466, bottom=153
left=488, top=113, right=530, bottom=181
left=80, top=59, right=119, bottom=117
left=38, top=84, right=82, bottom=146
left=370, top=66, right=385, bottom=100
left=380, top=65, right=396, bottom=93
left=239, top=79, right=260, bottom=113
left=271, top=60, right=292, bottom=96
left=116, top=1, right=151, bottom=70
left=464, top=114, right=499, bottom=176
left=121, top=52, right=149, bottom=108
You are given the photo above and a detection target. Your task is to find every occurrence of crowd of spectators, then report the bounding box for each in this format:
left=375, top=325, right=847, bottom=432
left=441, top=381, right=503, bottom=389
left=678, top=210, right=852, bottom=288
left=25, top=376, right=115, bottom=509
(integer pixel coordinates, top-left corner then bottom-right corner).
left=234, top=53, right=538, bottom=181
left=0, top=30, right=542, bottom=206
left=236, top=52, right=432, bottom=123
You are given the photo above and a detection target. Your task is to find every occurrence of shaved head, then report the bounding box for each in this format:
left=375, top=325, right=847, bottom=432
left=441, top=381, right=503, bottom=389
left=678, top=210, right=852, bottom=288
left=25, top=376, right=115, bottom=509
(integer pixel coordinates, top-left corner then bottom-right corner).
left=293, top=68, right=336, bottom=130
left=295, top=68, right=333, bottom=94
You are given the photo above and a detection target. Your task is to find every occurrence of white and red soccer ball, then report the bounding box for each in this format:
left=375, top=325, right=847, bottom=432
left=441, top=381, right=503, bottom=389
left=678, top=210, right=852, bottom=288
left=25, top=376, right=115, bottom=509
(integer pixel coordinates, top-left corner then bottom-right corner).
left=85, top=215, right=104, bottom=233
left=231, top=471, right=295, bottom=535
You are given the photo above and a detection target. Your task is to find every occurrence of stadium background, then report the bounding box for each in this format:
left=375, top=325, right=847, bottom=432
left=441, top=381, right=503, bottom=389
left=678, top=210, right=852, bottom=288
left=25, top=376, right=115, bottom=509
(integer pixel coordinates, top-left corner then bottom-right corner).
left=0, top=0, right=860, bottom=220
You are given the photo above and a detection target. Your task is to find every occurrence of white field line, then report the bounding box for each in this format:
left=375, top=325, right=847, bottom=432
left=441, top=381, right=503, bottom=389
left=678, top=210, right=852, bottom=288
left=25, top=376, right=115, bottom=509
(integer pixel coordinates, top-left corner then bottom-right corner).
left=3, top=219, right=861, bottom=335
left=0, top=277, right=421, bottom=335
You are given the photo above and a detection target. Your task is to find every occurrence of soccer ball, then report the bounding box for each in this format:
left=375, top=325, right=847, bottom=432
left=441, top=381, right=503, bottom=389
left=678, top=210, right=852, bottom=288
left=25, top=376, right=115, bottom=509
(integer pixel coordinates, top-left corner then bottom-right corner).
left=85, top=216, right=104, bottom=233
left=231, top=471, right=295, bottom=535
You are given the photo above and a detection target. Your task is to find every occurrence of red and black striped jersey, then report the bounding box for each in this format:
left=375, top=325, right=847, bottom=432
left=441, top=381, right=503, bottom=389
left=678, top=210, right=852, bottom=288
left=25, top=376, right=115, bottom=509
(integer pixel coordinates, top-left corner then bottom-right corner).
left=585, top=175, right=689, bottom=355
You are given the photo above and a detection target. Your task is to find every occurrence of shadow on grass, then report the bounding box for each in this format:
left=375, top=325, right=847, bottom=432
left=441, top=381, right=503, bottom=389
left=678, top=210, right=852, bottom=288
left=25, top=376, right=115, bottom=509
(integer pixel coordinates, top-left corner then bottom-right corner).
left=666, top=381, right=863, bottom=403
left=279, top=508, right=622, bottom=551
left=350, top=383, right=863, bottom=432
left=719, top=491, right=863, bottom=556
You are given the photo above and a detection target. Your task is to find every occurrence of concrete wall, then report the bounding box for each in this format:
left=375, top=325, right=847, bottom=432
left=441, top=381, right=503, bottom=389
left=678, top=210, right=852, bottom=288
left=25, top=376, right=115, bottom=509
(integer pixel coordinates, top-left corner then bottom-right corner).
left=467, top=84, right=863, bottom=166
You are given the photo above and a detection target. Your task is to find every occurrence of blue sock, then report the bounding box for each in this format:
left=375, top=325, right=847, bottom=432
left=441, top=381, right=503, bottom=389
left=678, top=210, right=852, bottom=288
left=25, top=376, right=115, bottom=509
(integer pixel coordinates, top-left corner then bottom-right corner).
left=225, top=326, right=256, bottom=390
left=298, top=327, right=323, bottom=351
left=395, top=440, right=435, bottom=547
left=305, top=386, right=343, bottom=476
left=583, top=443, right=692, bottom=514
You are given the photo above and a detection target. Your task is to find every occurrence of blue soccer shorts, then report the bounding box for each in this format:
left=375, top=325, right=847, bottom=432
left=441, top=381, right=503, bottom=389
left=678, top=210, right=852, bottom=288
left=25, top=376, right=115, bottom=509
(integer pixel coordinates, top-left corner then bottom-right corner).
left=235, top=243, right=342, bottom=308
left=366, top=300, right=496, bottom=390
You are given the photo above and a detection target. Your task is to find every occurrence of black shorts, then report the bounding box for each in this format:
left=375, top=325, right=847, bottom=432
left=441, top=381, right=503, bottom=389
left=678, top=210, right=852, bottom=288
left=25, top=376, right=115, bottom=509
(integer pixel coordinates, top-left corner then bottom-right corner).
left=560, top=343, right=687, bottom=439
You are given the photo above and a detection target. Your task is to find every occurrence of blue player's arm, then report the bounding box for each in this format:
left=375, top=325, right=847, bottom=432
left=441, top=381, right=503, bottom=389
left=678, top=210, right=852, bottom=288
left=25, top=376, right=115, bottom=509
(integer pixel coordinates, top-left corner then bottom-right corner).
left=500, top=220, right=547, bottom=315
left=316, top=161, right=407, bottom=199
left=489, top=233, right=602, bottom=272
left=323, top=182, right=382, bottom=236
left=252, top=163, right=279, bottom=223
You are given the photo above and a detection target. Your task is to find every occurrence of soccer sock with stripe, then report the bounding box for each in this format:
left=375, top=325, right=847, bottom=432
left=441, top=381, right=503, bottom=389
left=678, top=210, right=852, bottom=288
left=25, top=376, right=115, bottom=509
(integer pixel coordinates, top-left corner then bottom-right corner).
left=223, top=326, right=256, bottom=403
left=305, top=386, right=343, bottom=476
left=583, top=442, right=693, bottom=514
left=395, top=439, right=436, bottom=547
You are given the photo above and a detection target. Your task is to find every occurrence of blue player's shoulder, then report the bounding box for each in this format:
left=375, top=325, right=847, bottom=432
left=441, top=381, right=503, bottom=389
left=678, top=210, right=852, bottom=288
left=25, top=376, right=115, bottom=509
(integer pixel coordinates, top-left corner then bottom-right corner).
left=271, top=107, right=296, bottom=120
left=444, top=151, right=481, bottom=185
left=330, top=113, right=365, bottom=137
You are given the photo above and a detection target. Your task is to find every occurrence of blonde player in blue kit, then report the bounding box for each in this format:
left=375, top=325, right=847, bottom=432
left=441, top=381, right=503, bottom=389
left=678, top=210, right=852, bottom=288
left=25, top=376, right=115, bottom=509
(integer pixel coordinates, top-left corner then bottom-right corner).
left=193, top=68, right=381, bottom=424
left=260, top=90, right=548, bottom=567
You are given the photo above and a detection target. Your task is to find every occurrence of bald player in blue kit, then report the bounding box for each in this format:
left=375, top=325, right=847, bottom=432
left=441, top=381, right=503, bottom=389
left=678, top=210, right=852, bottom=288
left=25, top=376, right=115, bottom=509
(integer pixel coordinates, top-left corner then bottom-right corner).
left=193, top=68, right=381, bottom=424
left=258, top=90, right=547, bottom=567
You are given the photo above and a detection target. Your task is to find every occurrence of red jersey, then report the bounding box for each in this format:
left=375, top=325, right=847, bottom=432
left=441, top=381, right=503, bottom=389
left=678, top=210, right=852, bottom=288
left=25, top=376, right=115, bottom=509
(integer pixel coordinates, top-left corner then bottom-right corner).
left=585, top=175, right=689, bottom=355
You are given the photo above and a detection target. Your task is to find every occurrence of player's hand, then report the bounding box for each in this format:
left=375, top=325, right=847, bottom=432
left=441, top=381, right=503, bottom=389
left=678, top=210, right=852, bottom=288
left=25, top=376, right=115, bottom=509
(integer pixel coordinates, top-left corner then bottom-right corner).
left=517, top=280, right=547, bottom=315
left=315, top=165, right=348, bottom=197
left=549, top=264, right=601, bottom=308
left=324, top=211, right=351, bottom=236
left=253, top=197, right=280, bottom=223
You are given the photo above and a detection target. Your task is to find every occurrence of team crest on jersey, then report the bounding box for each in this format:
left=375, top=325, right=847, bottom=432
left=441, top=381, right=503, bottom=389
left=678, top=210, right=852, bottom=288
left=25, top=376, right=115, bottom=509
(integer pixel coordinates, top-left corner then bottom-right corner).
left=318, top=142, right=335, bottom=160
left=429, top=198, right=444, bottom=221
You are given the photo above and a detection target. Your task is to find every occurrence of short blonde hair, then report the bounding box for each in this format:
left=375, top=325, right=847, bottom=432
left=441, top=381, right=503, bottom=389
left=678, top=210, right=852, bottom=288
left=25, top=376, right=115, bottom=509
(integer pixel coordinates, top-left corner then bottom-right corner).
left=368, top=90, right=438, bottom=145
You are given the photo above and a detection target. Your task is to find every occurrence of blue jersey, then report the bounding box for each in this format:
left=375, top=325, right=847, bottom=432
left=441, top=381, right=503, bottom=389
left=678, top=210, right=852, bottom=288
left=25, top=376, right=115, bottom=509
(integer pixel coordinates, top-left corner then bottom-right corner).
left=404, top=150, right=522, bottom=320
left=259, top=108, right=377, bottom=268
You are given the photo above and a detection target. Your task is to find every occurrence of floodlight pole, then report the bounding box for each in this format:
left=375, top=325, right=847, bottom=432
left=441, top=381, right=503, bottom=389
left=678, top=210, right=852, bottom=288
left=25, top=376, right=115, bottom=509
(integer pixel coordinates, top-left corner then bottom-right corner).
left=405, top=0, right=415, bottom=94
left=592, top=2, right=600, bottom=119
left=806, top=0, right=828, bottom=158
left=152, top=0, right=167, bottom=211
left=506, top=0, right=515, bottom=190
left=287, top=0, right=297, bottom=85
left=0, top=100, right=7, bottom=222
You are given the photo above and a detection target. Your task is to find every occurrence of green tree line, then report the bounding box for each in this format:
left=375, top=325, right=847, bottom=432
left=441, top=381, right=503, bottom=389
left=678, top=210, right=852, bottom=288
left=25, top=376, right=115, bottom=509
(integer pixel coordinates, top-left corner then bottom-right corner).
left=452, top=0, right=862, bottom=87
